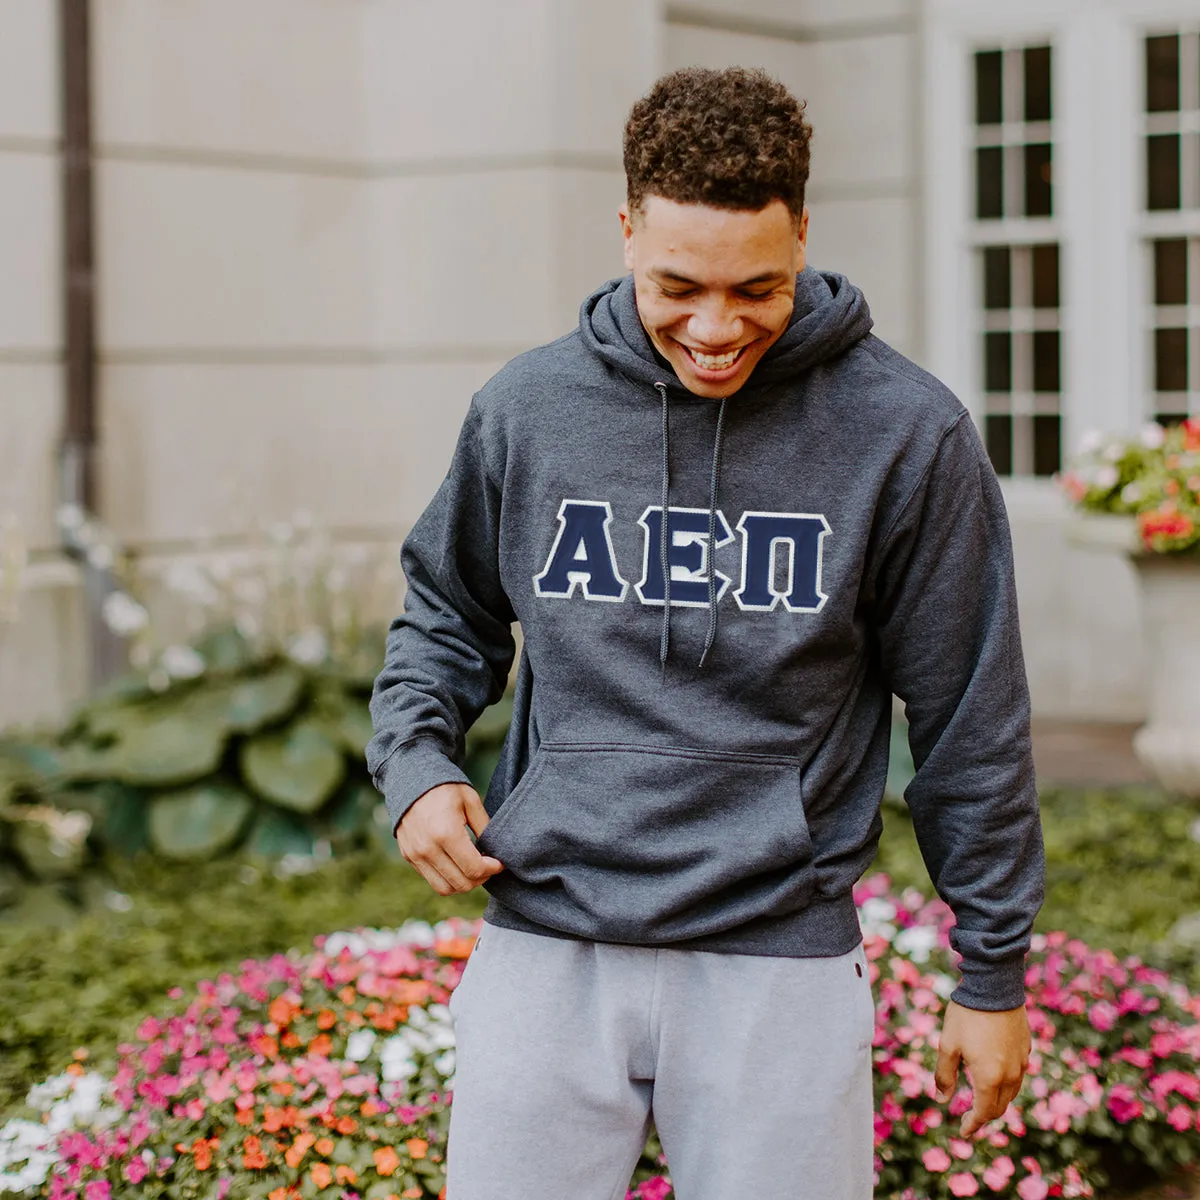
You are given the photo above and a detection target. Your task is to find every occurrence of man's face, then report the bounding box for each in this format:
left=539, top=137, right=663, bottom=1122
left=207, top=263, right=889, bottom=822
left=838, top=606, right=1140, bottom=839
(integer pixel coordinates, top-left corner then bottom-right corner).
left=620, top=195, right=808, bottom=399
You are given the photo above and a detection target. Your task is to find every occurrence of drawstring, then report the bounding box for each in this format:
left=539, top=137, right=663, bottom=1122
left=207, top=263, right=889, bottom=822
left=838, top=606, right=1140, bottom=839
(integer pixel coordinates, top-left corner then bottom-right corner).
left=654, top=382, right=728, bottom=673
left=698, top=397, right=728, bottom=669
left=655, top=382, right=671, bottom=672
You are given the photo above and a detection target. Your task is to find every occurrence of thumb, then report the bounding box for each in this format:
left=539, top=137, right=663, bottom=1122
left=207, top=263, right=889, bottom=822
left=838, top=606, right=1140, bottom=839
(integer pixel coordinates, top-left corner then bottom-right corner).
left=934, top=1039, right=961, bottom=1104
left=462, top=788, right=504, bottom=874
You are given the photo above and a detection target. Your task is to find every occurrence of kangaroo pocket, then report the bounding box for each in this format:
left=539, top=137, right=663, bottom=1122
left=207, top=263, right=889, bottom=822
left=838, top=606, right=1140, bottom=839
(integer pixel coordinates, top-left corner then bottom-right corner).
left=476, top=742, right=816, bottom=944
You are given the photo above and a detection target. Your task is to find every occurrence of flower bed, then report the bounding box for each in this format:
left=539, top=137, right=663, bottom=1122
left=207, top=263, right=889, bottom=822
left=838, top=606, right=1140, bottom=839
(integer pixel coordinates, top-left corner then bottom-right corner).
left=3, top=880, right=1199, bottom=1199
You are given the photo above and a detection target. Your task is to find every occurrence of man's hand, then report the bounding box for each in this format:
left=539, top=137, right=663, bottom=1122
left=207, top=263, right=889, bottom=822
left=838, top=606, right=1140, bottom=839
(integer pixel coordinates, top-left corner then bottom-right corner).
left=935, top=1001, right=1030, bottom=1137
left=397, top=783, right=504, bottom=896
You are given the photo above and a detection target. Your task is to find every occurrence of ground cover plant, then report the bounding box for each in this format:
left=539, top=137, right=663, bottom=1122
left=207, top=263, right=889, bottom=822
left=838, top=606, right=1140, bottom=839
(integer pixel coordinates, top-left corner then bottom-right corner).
left=5, top=881, right=1200, bottom=1199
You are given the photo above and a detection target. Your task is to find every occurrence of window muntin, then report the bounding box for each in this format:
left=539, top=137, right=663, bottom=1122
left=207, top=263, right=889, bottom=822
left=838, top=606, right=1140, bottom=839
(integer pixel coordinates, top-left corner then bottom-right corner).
left=1142, top=30, right=1200, bottom=426
left=972, top=45, right=1062, bottom=478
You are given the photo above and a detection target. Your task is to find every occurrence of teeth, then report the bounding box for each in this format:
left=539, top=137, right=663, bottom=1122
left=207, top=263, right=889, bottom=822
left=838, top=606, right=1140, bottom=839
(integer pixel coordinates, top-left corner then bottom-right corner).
left=689, top=348, right=740, bottom=370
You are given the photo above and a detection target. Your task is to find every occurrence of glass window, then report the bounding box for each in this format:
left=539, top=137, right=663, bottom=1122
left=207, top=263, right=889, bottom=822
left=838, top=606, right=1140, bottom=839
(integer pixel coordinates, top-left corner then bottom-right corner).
left=1024, top=46, right=1052, bottom=122
left=975, top=50, right=1004, bottom=125
left=1146, top=34, right=1181, bottom=113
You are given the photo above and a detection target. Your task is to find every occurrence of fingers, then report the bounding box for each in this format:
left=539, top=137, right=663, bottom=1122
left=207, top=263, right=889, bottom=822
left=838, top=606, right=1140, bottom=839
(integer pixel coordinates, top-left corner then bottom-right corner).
left=960, top=1080, right=1005, bottom=1138
left=934, top=1041, right=961, bottom=1103
left=397, top=784, right=504, bottom=896
left=462, top=789, right=491, bottom=839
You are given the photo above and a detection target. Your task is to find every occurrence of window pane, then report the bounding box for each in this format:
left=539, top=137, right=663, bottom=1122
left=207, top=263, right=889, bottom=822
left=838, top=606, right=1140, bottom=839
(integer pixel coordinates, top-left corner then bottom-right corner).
left=976, top=147, right=1004, bottom=219
left=986, top=416, right=1013, bottom=476
left=1033, top=330, right=1061, bottom=392
left=1154, top=239, right=1188, bottom=306
left=983, top=246, right=1012, bottom=309
left=1147, top=135, right=1182, bottom=211
left=1146, top=35, right=1181, bottom=113
left=1031, top=244, right=1060, bottom=308
left=1024, top=46, right=1052, bottom=122
left=985, top=332, right=1013, bottom=392
left=1156, top=328, right=1189, bottom=391
left=975, top=50, right=1003, bottom=125
left=1024, top=143, right=1053, bottom=217
left=1033, top=415, right=1061, bottom=477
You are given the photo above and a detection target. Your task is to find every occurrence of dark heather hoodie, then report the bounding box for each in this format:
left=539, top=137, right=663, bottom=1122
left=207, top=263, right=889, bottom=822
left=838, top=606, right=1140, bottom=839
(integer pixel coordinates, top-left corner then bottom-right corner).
left=367, top=267, right=1045, bottom=1012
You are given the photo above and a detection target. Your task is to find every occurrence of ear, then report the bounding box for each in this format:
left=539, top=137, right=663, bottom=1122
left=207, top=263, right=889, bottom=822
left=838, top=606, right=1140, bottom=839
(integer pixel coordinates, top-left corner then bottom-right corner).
left=796, top=205, right=810, bottom=273
left=619, top=203, right=635, bottom=271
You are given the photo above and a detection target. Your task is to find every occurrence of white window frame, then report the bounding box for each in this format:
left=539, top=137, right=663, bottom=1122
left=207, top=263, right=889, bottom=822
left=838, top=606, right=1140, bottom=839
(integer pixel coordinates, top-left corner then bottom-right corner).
left=922, top=0, right=1199, bottom=505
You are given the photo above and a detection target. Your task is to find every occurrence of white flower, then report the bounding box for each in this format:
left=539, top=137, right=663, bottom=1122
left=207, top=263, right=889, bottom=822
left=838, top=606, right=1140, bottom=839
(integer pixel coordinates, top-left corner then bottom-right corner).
left=1140, top=423, right=1167, bottom=449
left=379, top=1036, right=418, bottom=1082
left=894, top=924, right=941, bottom=964
left=858, top=898, right=898, bottom=940
left=1121, top=483, right=1143, bottom=505
left=1079, top=431, right=1103, bottom=455
left=930, top=973, right=957, bottom=999
left=1093, top=465, right=1119, bottom=490
left=161, top=644, right=205, bottom=680
left=105, top=890, right=133, bottom=913
left=164, top=562, right=220, bottom=607
left=56, top=503, right=85, bottom=532
left=101, top=591, right=149, bottom=637
left=345, top=1029, right=377, bottom=1062
left=287, top=629, right=329, bottom=666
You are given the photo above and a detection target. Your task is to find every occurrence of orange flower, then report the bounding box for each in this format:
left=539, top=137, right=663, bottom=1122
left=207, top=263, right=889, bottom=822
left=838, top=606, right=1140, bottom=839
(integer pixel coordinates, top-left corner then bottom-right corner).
left=406, top=1137, right=429, bottom=1160
left=268, top=995, right=298, bottom=1027
left=269, top=1190, right=288, bottom=1200
left=374, top=1146, right=402, bottom=1176
left=340, top=986, right=357, bottom=1005
left=317, top=1009, right=337, bottom=1030
left=66, top=1063, right=85, bottom=1077
left=272, top=1081, right=294, bottom=1097
left=335, top=1165, right=357, bottom=1185
left=315, top=1137, right=335, bottom=1156
left=308, top=1034, right=333, bottom=1057
left=336, top=1115, right=358, bottom=1135
left=251, top=1034, right=279, bottom=1059
left=402, top=1190, right=423, bottom=1199
left=236, top=1108, right=255, bottom=1126
left=361, top=1100, right=380, bottom=1117
left=311, top=1162, right=333, bottom=1189
left=281, top=1031, right=303, bottom=1049
left=242, top=1134, right=268, bottom=1170
left=193, top=1138, right=214, bottom=1171
left=434, top=936, right=477, bottom=959
left=285, top=1132, right=315, bottom=1168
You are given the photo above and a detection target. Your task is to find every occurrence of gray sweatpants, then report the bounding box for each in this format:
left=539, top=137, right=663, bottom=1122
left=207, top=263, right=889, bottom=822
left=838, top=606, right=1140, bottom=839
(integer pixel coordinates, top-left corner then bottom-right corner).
left=446, top=923, right=875, bottom=1200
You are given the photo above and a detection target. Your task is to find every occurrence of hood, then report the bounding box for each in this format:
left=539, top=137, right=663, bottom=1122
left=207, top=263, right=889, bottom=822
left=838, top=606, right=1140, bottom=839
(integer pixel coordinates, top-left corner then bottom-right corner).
left=578, top=266, right=873, bottom=395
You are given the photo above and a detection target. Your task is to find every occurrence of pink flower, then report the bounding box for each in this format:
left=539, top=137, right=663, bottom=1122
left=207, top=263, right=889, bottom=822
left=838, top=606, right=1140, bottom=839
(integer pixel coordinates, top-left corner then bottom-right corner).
left=84, top=1183, right=112, bottom=1200
left=123, top=1157, right=149, bottom=1185
left=637, top=1179, right=673, bottom=1200
left=949, top=1173, right=980, bottom=1196
left=1107, top=1084, right=1144, bottom=1124
left=1016, top=1177, right=1049, bottom=1200
left=923, top=1147, right=952, bottom=1173
left=1168, top=1104, right=1192, bottom=1131
left=949, top=1138, right=973, bottom=1160
left=982, top=1156, right=1015, bottom=1190
left=1088, top=1002, right=1117, bottom=1032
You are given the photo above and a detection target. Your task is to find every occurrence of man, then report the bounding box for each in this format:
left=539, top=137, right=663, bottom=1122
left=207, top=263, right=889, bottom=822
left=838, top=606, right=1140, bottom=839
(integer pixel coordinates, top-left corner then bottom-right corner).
left=367, top=67, right=1043, bottom=1199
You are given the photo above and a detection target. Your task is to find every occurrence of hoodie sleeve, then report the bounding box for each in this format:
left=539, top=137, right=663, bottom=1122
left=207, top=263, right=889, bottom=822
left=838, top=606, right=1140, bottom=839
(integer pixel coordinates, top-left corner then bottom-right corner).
left=873, top=409, right=1045, bottom=1012
left=366, top=397, right=517, bottom=833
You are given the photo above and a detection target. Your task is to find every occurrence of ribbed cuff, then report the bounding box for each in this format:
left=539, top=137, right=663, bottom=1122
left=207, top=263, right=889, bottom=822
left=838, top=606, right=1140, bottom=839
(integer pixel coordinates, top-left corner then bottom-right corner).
left=373, top=739, right=472, bottom=835
left=951, top=955, right=1029, bottom=1011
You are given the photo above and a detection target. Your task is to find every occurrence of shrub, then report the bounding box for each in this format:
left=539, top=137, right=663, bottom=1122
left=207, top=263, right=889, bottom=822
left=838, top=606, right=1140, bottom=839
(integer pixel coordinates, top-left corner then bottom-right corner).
left=8, top=880, right=1200, bottom=1200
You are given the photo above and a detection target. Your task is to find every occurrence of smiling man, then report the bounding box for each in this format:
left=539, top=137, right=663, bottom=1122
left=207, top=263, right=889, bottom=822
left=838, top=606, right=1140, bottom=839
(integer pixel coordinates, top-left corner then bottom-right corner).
left=368, top=67, right=1044, bottom=1199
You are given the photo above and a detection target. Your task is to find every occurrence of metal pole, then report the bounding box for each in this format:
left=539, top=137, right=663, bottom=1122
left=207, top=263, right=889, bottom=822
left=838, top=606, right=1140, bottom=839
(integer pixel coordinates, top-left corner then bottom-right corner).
left=58, top=0, right=125, bottom=688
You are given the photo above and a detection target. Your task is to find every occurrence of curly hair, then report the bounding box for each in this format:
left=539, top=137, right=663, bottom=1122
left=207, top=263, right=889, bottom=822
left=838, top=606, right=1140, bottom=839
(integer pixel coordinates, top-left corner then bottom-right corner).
left=623, top=67, right=813, bottom=221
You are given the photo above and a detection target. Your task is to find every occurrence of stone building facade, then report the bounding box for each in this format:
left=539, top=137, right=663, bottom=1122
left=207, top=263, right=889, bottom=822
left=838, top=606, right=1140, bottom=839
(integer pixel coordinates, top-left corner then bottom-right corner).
left=2, top=0, right=1191, bottom=727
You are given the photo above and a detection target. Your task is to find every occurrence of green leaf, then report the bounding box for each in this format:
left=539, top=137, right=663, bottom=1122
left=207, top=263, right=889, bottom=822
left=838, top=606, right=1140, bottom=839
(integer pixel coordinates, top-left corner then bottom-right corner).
left=308, top=685, right=375, bottom=756
left=239, top=722, right=345, bottom=813
left=74, top=782, right=150, bottom=857
left=63, top=712, right=227, bottom=788
left=188, top=666, right=306, bottom=735
left=12, top=819, right=87, bottom=880
left=244, top=806, right=316, bottom=859
left=147, top=783, right=254, bottom=860
left=465, top=747, right=501, bottom=797
left=324, top=784, right=380, bottom=847
left=193, top=626, right=256, bottom=673
left=0, top=863, right=23, bottom=910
